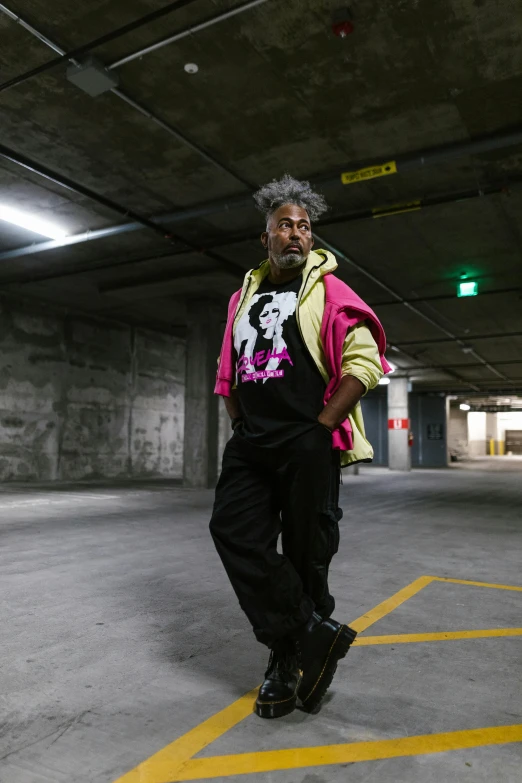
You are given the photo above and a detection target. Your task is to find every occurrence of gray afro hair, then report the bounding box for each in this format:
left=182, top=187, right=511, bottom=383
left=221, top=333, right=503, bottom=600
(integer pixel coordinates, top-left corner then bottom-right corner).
left=253, top=174, right=328, bottom=224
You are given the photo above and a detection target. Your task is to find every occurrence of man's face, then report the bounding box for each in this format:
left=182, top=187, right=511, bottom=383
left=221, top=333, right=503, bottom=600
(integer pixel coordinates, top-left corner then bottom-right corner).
left=261, top=204, right=314, bottom=269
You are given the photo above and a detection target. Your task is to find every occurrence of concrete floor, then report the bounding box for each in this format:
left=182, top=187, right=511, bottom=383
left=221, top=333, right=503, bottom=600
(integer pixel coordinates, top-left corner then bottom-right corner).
left=1, top=464, right=521, bottom=783
left=451, top=456, right=522, bottom=472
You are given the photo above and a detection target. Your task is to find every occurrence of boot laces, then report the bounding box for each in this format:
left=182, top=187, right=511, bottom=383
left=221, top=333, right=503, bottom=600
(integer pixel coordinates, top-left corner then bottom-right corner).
left=265, top=643, right=299, bottom=682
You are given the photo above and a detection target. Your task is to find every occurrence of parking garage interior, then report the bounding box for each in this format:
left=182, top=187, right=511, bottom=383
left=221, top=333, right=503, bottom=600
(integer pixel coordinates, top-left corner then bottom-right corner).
left=1, top=1, right=521, bottom=782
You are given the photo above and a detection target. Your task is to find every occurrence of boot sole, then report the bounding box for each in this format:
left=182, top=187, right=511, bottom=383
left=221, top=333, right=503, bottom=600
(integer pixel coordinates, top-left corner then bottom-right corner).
left=299, top=625, right=357, bottom=712
left=254, top=693, right=298, bottom=719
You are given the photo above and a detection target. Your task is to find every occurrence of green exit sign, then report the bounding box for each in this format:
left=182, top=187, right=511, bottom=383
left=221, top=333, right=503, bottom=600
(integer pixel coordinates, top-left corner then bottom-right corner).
left=458, top=281, right=478, bottom=297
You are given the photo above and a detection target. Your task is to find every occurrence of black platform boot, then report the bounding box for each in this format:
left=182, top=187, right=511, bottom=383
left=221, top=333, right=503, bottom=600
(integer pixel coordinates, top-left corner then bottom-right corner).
left=295, top=612, right=357, bottom=713
left=255, top=640, right=302, bottom=719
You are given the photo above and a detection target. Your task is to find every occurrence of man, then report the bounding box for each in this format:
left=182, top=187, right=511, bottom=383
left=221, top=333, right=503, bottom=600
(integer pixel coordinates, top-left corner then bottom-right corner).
left=210, top=174, right=390, bottom=719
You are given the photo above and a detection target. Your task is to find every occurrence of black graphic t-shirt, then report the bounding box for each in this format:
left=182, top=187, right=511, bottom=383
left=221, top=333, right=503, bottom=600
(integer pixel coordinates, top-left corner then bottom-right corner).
left=233, top=274, right=326, bottom=446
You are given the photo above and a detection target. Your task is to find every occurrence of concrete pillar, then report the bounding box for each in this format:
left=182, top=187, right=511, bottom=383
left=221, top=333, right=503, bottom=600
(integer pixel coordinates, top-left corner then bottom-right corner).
left=387, top=377, right=411, bottom=471
left=486, top=412, right=499, bottom=455
left=183, top=300, right=222, bottom=488
left=217, top=395, right=231, bottom=477
left=468, top=412, right=487, bottom=458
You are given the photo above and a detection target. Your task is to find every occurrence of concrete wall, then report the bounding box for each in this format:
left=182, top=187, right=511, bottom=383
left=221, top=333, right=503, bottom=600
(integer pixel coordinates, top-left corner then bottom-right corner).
left=360, top=392, right=388, bottom=465
left=467, top=411, right=487, bottom=457
left=410, top=394, right=447, bottom=467
left=497, top=412, right=522, bottom=442
left=362, top=390, right=448, bottom=468
left=448, top=405, right=469, bottom=460
left=486, top=412, right=499, bottom=446
left=0, top=296, right=185, bottom=482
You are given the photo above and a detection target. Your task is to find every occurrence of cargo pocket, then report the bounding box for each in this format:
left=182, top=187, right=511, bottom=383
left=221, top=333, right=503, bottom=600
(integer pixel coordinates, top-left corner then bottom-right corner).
left=326, top=454, right=342, bottom=558
left=328, top=509, right=341, bottom=557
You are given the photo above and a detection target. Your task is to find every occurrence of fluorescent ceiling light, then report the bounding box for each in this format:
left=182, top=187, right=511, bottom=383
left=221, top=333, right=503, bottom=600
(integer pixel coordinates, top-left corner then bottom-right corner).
left=460, top=403, right=471, bottom=411
left=0, top=204, right=68, bottom=240
left=379, top=377, right=391, bottom=385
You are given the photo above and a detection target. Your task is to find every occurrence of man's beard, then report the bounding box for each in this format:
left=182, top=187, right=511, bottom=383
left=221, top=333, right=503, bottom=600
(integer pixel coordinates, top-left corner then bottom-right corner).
left=271, top=251, right=307, bottom=269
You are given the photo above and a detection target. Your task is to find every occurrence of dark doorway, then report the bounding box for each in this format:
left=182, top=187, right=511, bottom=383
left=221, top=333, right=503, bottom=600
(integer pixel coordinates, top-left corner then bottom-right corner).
left=505, top=430, right=522, bottom=455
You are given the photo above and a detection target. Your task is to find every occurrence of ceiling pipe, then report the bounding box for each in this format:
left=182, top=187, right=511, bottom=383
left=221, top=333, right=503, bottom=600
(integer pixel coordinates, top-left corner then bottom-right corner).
left=15, top=252, right=518, bottom=306
left=390, top=128, right=522, bottom=173
left=0, top=142, right=181, bottom=240
left=384, top=343, right=477, bottom=388
left=0, top=0, right=201, bottom=93
left=428, top=388, right=522, bottom=396
left=0, top=195, right=251, bottom=262
left=291, top=127, right=522, bottom=193
left=117, top=180, right=519, bottom=266
left=98, top=265, right=230, bottom=294
left=109, top=0, right=271, bottom=70
left=4, top=0, right=520, bottom=188
left=0, top=7, right=515, bottom=389
left=0, top=171, right=510, bottom=391
left=372, top=286, right=522, bottom=308
left=136, top=179, right=517, bottom=257
left=2, top=0, right=522, bottom=257
left=3, top=0, right=522, bottom=214
left=96, top=270, right=522, bottom=305
left=0, top=4, right=253, bottom=190
left=0, top=143, right=247, bottom=277
left=0, top=2, right=64, bottom=54
left=400, top=359, right=522, bottom=371
left=0, top=145, right=510, bottom=387
left=111, top=89, right=252, bottom=188
left=313, top=231, right=510, bottom=384
left=395, top=330, right=522, bottom=346
left=0, top=224, right=152, bottom=259
left=1, top=174, right=519, bottom=264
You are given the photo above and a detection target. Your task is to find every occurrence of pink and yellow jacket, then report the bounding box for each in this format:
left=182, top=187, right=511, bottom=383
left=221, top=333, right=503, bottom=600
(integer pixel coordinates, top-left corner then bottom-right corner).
left=215, top=250, right=391, bottom=466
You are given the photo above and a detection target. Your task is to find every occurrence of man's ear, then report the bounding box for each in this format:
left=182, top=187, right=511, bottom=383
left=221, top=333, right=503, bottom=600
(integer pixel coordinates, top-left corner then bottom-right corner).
left=311, top=235, right=315, bottom=248
left=261, top=231, right=268, bottom=250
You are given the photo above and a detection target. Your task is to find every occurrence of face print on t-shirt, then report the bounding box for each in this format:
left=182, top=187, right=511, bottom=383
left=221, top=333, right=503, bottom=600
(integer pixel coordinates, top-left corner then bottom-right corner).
left=234, top=289, right=298, bottom=383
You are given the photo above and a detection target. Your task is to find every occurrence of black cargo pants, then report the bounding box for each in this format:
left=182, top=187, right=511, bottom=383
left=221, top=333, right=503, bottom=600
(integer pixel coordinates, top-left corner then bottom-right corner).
left=209, top=424, right=342, bottom=648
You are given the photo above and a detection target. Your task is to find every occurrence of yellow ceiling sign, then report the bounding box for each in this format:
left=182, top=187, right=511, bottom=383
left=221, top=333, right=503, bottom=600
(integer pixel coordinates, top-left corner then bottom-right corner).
left=341, top=160, right=397, bottom=185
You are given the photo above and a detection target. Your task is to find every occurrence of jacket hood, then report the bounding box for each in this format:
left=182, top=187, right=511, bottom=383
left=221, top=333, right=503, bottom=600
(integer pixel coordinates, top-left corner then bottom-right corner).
left=246, top=249, right=338, bottom=288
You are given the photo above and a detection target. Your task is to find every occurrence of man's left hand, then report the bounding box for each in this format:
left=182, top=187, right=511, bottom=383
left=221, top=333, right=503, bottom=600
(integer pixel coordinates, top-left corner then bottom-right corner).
left=318, top=375, right=366, bottom=434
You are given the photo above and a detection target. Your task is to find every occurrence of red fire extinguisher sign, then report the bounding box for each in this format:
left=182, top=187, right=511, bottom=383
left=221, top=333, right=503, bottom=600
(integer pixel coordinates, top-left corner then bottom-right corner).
left=388, top=418, right=410, bottom=430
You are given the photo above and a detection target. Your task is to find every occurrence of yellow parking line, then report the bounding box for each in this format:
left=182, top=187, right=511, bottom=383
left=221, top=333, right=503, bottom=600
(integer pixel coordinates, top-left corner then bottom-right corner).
left=355, top=628, right=522, bottom=645
left=432, top=577, right=522, bottom=591
left=112, top=687, right=259, bottom=783
left=170, top=724, right=522, bottom=782
left=113, top=579, right=434, bottom=783
left=113, top=574, right=522, bottom=783
left=350, top=575, right=434, bottom=633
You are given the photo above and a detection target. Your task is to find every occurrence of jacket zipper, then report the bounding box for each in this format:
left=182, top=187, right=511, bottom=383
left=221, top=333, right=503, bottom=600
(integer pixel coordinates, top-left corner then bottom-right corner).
left=233, top=258, right=266, bottom=330
left=234, top=275, right=252, bottom=330
left=296, top=255, right=328, bottom=362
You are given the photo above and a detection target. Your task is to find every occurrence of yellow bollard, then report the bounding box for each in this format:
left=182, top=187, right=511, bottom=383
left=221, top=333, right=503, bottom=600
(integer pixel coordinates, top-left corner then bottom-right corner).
left=489, top=439, right=495, bottom=456
left=499, top=441, right=505, bottom=456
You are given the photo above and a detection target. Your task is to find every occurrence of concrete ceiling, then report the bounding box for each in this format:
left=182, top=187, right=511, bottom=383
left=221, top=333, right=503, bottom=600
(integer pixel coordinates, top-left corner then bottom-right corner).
left=1, top=0, right=522, bottom=393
